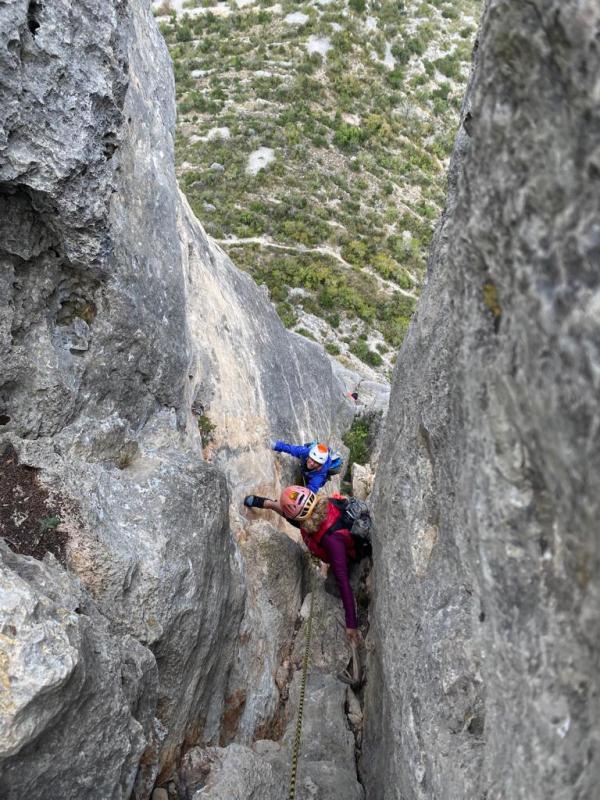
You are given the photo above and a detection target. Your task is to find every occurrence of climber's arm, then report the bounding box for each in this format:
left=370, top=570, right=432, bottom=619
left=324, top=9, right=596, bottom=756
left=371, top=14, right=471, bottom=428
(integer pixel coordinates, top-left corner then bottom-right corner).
left=263, top=498, right=284, bottom=515
left=243, top=495, right=283, bottom=516
left=272, top=441, right=310, bottom=460
left=305, top=467, right=328, bottom=492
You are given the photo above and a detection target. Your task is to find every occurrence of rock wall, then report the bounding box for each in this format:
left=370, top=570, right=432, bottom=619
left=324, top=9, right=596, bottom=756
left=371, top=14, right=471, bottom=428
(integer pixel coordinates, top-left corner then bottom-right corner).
left=363, top=1, right=600, bottom=798
left=178, top=560, right=368, bottom=800
left=0, top=1, right=357, bottom=798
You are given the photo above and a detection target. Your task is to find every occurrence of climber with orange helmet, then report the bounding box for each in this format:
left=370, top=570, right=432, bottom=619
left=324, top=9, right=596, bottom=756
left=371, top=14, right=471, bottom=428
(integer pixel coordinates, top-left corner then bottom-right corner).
left=270, top=440, right=337, bottom=492
left=243, top=485, right=363, bottom=646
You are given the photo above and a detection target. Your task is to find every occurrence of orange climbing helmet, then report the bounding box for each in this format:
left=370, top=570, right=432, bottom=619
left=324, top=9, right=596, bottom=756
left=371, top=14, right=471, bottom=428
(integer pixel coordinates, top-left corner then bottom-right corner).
left=280, top=485, right=317, bottom=521
left=308, top=442, right=329, bottom=465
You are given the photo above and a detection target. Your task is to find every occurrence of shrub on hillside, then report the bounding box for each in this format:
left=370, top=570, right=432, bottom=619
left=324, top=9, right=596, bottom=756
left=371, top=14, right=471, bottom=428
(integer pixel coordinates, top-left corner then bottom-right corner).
left=342, top=239, right=368, bottom=265
left=386, top=67, right=405, bottom=89
left=350, top=339, right=383, bottom=367
left=276, top=302, right=297, bottom=328
left=333, top=122, right=364, bottom=150
left=349, top=0, right=366, bottom=12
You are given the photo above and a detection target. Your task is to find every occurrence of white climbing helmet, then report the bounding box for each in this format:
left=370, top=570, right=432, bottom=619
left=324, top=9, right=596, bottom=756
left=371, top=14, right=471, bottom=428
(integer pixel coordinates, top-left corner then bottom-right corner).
left=308, top=442, right=329, bottom=465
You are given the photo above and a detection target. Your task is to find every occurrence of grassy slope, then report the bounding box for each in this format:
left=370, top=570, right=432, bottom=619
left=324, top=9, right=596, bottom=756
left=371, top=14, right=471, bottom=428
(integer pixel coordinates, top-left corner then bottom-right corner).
left=155, top=0, right=481, bottom=378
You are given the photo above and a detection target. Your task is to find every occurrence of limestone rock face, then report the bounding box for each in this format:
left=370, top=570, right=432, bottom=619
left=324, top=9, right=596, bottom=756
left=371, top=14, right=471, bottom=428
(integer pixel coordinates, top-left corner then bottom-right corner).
left=182, top=668, right=363, bottom=800
left=271, top=671, right=364, bottom=800
left=0, top=0, right=354, bottom=796
left=1, top=2, right=243, bottom=790
left=0, top=540, right=157, bottom=800
left=178, top=557, right=367, bottom=800
left=224, top=520, right=304, bottom=743
left=351, top=462, right=374, bottom=501
left=0, top=0, right=189, bottom=438
left=180, top=744, right=279, bottom=800
left=363, top=2, right=600, bottom=799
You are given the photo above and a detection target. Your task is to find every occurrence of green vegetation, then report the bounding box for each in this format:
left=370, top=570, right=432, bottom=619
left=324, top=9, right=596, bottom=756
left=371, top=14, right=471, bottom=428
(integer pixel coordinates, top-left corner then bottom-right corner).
left=154, top=0, right=480, bottom=375
left=39, top=515, right=61, bottom=531
left=197, top=413, right=216, bottom=446
left=343, top=414, right=375, bottom=473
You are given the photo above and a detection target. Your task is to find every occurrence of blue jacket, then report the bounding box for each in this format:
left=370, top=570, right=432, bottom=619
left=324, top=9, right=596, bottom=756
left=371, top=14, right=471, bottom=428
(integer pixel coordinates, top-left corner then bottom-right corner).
left=273, top=441, right=332, bottom=492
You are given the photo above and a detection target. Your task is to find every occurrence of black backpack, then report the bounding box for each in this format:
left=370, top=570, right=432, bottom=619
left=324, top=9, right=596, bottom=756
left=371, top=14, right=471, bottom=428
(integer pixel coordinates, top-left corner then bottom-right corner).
left=327, top=497, right=373, bottom=560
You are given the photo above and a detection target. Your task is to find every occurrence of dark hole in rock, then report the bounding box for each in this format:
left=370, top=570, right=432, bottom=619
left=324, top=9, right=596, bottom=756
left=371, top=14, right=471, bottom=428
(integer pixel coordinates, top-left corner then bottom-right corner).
left=56, top=294, right=97, bottom=326
left=463, top=111, right=473, bottom=137
left=479, top=610, right=485, bottom=622
left=102, top=133, right=118, bottom=159
left=27, top=0, right=42, bottom=35
left=0, top=415, right=10, bottom=425
left=467, top=713, right=485, bottom=736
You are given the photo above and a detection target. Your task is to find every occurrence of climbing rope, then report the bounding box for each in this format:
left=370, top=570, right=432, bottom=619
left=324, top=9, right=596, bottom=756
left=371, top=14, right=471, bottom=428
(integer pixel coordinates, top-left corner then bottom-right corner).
left=288, top=559, right=317, bottom=800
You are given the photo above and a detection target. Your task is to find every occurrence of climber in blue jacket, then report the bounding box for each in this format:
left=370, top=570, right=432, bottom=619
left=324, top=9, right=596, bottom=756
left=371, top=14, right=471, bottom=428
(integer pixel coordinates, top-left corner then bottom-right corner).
left=271, top=440, right=339, bottom=493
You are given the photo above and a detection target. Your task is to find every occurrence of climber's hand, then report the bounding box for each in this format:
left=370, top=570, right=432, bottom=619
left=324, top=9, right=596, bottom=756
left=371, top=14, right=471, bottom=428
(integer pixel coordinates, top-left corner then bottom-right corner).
left=346, top=628, right=361, bottom=647
left=269, top=440, right=278, bottom=450
left=244, top=495, right=266, bottom=509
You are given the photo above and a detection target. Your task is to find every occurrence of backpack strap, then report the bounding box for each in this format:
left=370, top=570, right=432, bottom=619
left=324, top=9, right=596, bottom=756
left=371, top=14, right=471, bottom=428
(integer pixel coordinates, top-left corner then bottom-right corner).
left=321, top=498, right=350, bottom=538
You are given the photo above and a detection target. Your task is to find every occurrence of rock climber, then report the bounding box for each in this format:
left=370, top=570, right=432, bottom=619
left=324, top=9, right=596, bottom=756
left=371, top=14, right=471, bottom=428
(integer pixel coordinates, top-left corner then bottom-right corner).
left=270, top=440, right=338, bottom=493
left=244, top=485, right=361, bottom=647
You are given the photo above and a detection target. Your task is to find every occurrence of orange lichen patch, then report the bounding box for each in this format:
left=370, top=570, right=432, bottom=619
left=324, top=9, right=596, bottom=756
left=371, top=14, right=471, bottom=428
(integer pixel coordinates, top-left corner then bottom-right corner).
left=155, top=742, right=182, bottom=787
left=219, top=689, right=247, bottom=746
left=155, top=719, right=206, bottom=786
left=482, top=280, right=502, bottom=332
left=253, top=703, right=289, bottom=743
left=0, top=646, right=15, bottom=715
left=233, top=523, right=249, bottom=543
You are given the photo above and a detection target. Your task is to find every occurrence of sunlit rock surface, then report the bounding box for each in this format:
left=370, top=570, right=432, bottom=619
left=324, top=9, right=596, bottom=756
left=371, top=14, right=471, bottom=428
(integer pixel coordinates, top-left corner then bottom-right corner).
left=0, top=0, right=355, bottom=796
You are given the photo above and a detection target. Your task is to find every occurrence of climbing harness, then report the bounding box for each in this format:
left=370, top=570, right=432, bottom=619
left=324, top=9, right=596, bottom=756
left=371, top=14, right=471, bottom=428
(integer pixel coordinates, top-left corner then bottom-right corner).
left=288, top=560, right=317, bottom=800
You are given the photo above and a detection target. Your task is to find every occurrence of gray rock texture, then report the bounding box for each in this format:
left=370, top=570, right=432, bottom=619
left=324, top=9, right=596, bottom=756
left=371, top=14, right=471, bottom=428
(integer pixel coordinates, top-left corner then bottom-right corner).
left=275, top=671, right=364, bottom=800
left=1, top=2, right=243, bottom=790
left=182, top=657, right=363, bottom=800
left=224, top=520, right=304, bottom=743
left=181, top=743, right=279, bottom=800
left=0, top=0, right=189, bottom=438
left=0, top=0, right=354, bottom=797
left=179, top=188, right=356, bottom=742
left=177, top=556, right=367, bottom=800
left=0, top=540, right=157, bottom=799
left=363, top=2, right=600, bottom=799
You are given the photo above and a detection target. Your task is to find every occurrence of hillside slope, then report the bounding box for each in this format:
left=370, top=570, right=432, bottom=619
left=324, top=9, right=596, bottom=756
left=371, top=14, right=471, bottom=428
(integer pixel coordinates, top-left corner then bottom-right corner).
left=154, top=0, right=480, bottom=377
